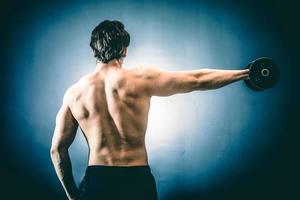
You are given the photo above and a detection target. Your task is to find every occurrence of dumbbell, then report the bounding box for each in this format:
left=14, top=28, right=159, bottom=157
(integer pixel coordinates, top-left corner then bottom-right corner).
left=244, top=57, right=280, bottom=91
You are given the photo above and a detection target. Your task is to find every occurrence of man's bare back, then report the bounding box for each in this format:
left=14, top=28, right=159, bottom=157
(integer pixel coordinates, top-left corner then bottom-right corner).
left=67, top=62, right=151, bottom=166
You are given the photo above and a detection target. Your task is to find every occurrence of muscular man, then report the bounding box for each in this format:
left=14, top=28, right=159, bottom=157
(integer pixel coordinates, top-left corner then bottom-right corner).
left=50, top=20, right=249, bottom=200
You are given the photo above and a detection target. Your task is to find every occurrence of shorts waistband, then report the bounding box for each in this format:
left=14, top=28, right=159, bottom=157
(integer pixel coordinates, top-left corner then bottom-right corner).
left=86, top=165, right=151, bottom=174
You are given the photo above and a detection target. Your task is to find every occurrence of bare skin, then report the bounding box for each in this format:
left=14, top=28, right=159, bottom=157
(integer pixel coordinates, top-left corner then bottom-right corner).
left=50, top=57, right=249, bottom=199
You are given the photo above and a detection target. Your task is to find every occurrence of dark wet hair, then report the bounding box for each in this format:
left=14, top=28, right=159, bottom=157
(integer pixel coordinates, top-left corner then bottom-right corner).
left=90, top=20, right=130, bottom=63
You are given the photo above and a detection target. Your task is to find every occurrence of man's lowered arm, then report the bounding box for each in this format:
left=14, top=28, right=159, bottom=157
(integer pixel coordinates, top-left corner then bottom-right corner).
left=50, top=90, right=79, bottom=200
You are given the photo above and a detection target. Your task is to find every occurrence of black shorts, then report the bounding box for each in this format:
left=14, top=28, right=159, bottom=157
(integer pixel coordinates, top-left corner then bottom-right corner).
left=78, top=165, right=158, bottom=200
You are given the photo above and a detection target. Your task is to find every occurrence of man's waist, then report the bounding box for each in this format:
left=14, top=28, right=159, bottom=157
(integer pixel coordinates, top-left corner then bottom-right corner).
left=88, top=147, right=148, bottom=166
left=85, top=164, right=151, bottom=175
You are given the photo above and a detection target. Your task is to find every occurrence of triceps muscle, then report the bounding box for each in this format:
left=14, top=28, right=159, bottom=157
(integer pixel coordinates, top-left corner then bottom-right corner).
left=50, top=102, right=79, bottom=199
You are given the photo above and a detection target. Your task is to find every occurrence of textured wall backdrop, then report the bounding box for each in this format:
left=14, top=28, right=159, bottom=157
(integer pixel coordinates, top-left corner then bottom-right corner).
left=1, top=0, right=299, bottom=200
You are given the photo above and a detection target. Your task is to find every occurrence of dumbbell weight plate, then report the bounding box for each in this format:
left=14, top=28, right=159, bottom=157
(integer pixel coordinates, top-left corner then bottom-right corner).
left=244, top=62, right=264, bottom=91
left=245, top=57, right=280, bottom=91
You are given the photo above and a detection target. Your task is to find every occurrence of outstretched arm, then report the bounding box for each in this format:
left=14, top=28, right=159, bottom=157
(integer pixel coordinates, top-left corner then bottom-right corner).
left=50, top=90, right=79, bottom=200
left=132, top=67, right=249, bottom=96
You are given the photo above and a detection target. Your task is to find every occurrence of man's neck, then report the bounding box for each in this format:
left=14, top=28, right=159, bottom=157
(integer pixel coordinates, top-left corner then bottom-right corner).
left=95, top=59, right=123, bottom=71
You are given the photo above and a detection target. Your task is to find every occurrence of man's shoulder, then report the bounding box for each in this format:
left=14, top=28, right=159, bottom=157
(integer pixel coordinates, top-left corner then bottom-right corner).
left=62, top=73, right=102, bottom=102
left=62, top=84, right=78, bottom=105
left=66, top=74, right=94, bottom=93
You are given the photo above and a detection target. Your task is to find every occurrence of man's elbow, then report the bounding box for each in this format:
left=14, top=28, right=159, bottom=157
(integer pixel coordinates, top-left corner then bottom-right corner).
left=50, top=144, right=68, bottom=157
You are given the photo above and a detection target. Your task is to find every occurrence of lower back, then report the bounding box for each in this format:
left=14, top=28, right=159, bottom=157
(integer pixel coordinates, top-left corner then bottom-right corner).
left=88, top=144, right=149, bottom=166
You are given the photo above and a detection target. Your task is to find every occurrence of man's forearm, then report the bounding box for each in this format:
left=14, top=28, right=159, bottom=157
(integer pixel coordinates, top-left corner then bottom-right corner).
left=50, top=148, right=79, bottom=199
left=194, top=69, right=249, bottom=90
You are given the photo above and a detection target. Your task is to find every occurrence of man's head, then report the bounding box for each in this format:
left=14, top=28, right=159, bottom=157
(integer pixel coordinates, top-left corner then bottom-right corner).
left=90, top=20, right=130, bottom=63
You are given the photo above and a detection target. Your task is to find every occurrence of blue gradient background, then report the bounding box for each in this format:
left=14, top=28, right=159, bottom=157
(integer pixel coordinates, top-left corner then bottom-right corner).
left=1, top=0, right=299, bottom=200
